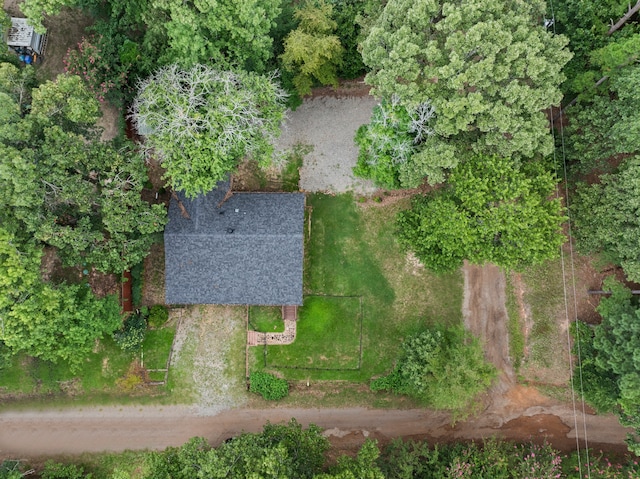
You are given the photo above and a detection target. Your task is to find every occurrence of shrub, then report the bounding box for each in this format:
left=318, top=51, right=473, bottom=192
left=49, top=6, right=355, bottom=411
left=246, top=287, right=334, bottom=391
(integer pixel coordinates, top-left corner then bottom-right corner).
left=249, top=371, right=289, bottom=400
left=64, top=35, right=123, bottom=103
left=41, top=461, right=88, bottom=479
left=370, top=326, right=496, bottom=412
left=113, top=312, right=147, bottom=352
left=148, top=305, right=169, bottom=328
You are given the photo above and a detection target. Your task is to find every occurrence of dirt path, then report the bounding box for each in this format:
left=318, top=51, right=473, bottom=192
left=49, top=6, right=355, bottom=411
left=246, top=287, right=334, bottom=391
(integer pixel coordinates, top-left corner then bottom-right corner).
left=463, top=262, right=515, bottom=396
left=0, top=404, right=629, bottom=458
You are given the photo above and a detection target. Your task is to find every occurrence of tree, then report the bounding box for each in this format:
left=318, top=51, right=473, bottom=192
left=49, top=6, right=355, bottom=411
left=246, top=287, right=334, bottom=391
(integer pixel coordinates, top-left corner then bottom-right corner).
left=280, top=0, right=344, bottom=96
left=566, top=65, right=640, bottom=174
left=573, top=278, right=640, bottom=454
left=144, top=0, right=281, bottom=72
left=354, top=98, right=439, bottom=188
left=18, top=0, right=79, bottom=33
left=144, top=420, right=329, bottom=479
left=553, top=0, right=639, bottom=97
left=573, top=155, right=640, bottom=282
left=358, top=0, right=571, bottom=184
left=0, top=68, right=166, bottom=274
left=315, top=440, right=384, bottom=479
left=396, top=155, right=565, bottom=272
left=131, top=64, right=288, bottom=197
left=2, top=280, right=121, bottom=372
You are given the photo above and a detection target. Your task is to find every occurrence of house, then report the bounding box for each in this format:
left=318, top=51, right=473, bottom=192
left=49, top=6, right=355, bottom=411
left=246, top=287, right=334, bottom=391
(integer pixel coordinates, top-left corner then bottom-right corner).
left=164, top=180, right=305, bottom=306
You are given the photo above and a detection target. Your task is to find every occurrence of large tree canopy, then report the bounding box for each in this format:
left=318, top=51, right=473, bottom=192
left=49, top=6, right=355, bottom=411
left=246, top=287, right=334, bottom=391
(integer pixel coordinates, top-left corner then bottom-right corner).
left=357, top=0, right=571, bottom=184
left=0, top=225, right=121, bottom=371
left=280, top=0, right=344, bottom=96
left=566, top=65, right=640, bottom=173
left=573, top=155, right=640, bottom=282
left=131, top=64, right=288, bottom=197
left=144, top=0, right=281, bottom=71
left=0, top=65, right=164, bottom=369
left=0, top=66, right=167, bottom=274
left=397, top=155, right=565, bottom=272
left=573, top=278, right=640, bottom=453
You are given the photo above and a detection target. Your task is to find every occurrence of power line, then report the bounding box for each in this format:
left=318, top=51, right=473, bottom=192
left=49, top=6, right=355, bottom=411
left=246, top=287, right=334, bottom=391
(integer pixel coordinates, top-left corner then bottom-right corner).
left=546, top=0, right=591, bottom=475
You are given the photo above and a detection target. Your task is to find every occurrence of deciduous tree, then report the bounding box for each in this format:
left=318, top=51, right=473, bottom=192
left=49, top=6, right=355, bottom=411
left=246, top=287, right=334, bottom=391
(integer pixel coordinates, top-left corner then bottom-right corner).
left=573, top=155, right=640, bottom=282
left=145, top=0, right=281, bottom=72
left=280, top=0, right=344, bottom=96
left=370, top=326, right=496, bottom=412
left=396, top=155, right=565, bottom=272
left=131, top=64, right=287, bottom=197
left=0, top=67, right=167, bottom=274
left=573, top=278, right=640, bottom=454
left=358, top=0, right=571, bottom=183
left=567, top=66, right=640, bottom=174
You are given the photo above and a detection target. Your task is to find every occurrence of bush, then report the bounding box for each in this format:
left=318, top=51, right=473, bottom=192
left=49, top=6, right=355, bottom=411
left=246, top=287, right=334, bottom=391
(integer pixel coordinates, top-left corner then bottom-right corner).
left=113, top=312, right=147, bottom=352
left=249, top=371, right=289, bottom=400
left=370, top=326, right=496, bottom=412
left=148, top=305, right=169, bottom=328
left=41, top=461, right=88, bottom=479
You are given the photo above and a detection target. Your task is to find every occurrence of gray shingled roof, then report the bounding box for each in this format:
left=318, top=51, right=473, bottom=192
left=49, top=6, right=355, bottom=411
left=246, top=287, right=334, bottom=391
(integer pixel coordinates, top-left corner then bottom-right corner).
left=164, top=180, right=305, bottom=305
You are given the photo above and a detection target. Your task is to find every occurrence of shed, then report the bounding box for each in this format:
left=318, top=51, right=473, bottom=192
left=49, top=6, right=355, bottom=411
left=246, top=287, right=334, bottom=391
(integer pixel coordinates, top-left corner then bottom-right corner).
left=164, top=181, right=305, bottom=306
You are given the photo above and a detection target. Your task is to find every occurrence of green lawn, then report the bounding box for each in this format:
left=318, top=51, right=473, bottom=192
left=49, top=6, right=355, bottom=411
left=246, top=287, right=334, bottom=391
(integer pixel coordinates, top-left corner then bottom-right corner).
left=249, top=306, right=285, bottom=332
left=250, top=193, right=463, bottom=383
left=0, top=337, right=133, bottom=396
left=142, top=327, right=176, bottom=370
left=265, top=296, right=362, bottom=372
left=0, top=326, right=176, bottom=404
left=508, top=258, right=571, bottom=385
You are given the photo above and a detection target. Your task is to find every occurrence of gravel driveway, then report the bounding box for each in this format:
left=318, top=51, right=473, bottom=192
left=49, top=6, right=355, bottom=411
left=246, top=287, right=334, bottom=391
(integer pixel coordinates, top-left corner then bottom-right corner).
left=276, top=96, right=378, bottom=194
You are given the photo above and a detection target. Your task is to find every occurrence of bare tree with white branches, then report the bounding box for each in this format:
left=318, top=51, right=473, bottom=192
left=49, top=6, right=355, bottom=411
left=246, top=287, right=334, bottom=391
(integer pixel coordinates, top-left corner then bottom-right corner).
left=130, top=64, right=288, bottom=197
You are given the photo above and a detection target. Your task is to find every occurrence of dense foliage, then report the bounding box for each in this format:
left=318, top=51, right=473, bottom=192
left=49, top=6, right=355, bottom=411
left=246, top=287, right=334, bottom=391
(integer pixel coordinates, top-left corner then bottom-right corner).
left=371, top=326, right=496, bottom=412
left=131, top=64, right=287, bottom=197
left=9, top=431, right=640, bottom=479
left=281, top=0, right=344, bottom=96
left=249, top=371, right=290, bottom=401
left=0, top=65, right=165, bottom=370
left=553, top=0, right=640, bottom=98
left=354, top=99, right=436, bottom=188
left=113, top=311, right=147, bottom=352
left=573, top=155, right=640, bottom=282
left=145, top=420, right=329, bottom=479
left=566, top=65, right=640, bottom=174
left=357, top=0, right=571, bottom=184
left=0, top=66, right=167, bottom=273
left=572, top=278, right=640, bottom=454
left=397, top=155, right=565, bottom=272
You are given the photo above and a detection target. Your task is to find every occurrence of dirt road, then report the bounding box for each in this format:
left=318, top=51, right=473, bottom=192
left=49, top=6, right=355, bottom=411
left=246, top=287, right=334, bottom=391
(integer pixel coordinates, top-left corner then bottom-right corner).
left=0, top=403, right=630, bottom=458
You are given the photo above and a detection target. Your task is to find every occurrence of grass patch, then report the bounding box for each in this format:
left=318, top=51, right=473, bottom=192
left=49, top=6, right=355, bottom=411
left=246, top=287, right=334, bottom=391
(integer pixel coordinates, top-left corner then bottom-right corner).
left=148, top=370, right=166, bottom=382
left=142, top=327, right=175, bottom=370
left=517, top=258, right=570, bottom=385
left=251, top=193, right=464, bottom=390
left=279, top=144, right=308, bottom=192
left=0, top=337, right=133, bottom=396
left=505, top=273, right=525, bottom=372
left=249, top=306, right=285, bottom=332
left=265, top=296, right=362, bottom=371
